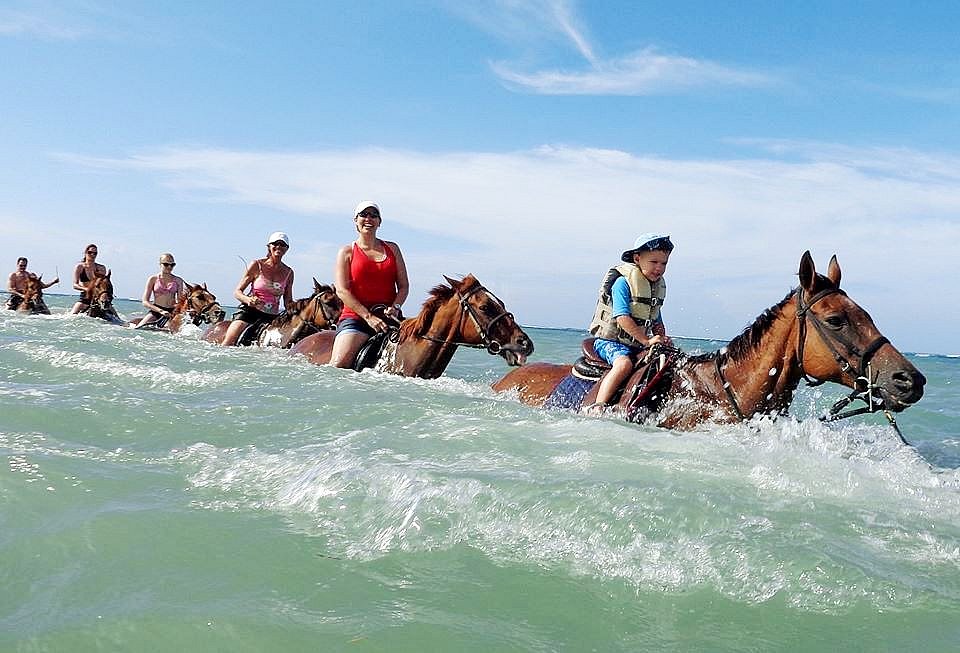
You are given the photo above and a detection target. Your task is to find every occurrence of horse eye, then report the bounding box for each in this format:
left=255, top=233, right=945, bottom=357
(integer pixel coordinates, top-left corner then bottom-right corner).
left=825, top=314, right=847, bottom=329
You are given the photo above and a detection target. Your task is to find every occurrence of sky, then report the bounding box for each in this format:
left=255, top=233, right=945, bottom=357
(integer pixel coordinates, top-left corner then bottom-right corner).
left=1, top=0, right=958, bottom=354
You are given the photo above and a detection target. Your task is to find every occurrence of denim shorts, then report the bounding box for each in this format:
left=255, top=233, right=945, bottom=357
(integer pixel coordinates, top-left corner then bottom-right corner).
left=336, top=317, right=375, bottom=337
left=593, top=338, right=636, bottom=365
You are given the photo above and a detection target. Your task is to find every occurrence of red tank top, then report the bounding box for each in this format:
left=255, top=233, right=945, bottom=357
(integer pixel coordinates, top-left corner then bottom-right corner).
left=341, top=241, right=398, bottom=320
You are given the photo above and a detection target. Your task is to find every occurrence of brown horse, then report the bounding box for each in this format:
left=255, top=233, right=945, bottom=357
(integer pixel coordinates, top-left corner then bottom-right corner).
left=14, top=275, right=51, bottom=314
left=290, top=274, right=534, bottom=378
left=493, top=252, right=925, bottom=433
left=81, top=271, right=123, bottom=324
left=202, top=279, right=342, bottom=348
left=130, top=282, right=226, bottom=333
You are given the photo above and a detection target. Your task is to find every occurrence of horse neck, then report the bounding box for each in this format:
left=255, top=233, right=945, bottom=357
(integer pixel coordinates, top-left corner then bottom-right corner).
left=388, top=300, right=465, bottom=378
left=690, top=300, right=805, bottom=420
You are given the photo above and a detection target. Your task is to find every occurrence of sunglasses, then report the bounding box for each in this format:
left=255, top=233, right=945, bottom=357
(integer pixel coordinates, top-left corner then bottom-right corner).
left=270, top=241, right=289, bottom=248
left=87, top=250, right=98, bottom=255
left=161, top=262, right=176, bottom=267
left=357, top=211, right=380, bottom=219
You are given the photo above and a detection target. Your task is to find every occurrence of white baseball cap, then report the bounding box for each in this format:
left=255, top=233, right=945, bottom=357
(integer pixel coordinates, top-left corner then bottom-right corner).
left=267, top=231, right=290, bottom=246
left=354, top=201, right=380, bottom=216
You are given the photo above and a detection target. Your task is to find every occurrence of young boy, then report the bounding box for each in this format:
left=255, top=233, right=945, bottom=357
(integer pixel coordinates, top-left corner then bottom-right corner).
left=586, top=233, right=674, bottom=410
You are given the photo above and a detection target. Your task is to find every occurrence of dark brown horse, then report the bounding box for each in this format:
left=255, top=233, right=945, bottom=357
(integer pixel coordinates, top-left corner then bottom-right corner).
left=130, top=282, right=226, bottom=333
left=493, top=252, right=925, bottom=432
left=202, top=279, right=342, bottom=348
left=81, top=271, right=123, bottom=324
left=290, top=274, right=534, bottom=378
left=14, top=275, right=51, bottom=314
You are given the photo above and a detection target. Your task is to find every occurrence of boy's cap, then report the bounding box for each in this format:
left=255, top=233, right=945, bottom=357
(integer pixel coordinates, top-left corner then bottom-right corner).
left=267, top=231, right=289, bottom=246
left=354, top=201, right=380, bottom=216
left=621, top=233, right=674, bottom=262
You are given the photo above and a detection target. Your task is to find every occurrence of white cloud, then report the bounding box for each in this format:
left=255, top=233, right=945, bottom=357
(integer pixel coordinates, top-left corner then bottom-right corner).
left=0, top=8, right=92, bottom=40
left=59, top=141, right=960, bottom=354
left=493, top=47, right=774, bottom=95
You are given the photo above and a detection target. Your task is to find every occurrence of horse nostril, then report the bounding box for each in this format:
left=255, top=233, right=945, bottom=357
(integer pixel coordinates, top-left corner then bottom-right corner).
left=892, top=370, right=926, bottom=396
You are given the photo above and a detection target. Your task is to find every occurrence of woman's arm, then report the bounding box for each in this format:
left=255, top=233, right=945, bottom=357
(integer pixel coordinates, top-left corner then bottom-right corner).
left=233, top=261, right=259, bottom=307
left=72, top=263, right=89, bottom=291
left=141, top=275, right=158, bottom=310
left=282, top=267, right=294, bottom=310
left=389, top=242, right=409, bottom=307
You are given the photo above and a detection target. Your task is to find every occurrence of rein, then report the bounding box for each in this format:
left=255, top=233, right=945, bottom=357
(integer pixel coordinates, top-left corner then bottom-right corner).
left=416, top=283, right=516, bottom=355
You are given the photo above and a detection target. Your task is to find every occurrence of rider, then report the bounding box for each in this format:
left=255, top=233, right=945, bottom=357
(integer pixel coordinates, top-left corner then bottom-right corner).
left=586, top=233, right=675, bottom=411
left=6, top=257, right=59, bottom=310
left=330, top=201, right=409, bottom=368
left=221, top=232, right=295, bottom=346
left=134, top=253, right=185, bottom=328
left=71, top=244, right=108, bottom=314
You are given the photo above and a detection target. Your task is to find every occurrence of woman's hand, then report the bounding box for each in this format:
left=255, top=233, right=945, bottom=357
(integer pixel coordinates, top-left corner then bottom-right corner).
left=364, top=312, right=389, bottom=333
left=384, top=304, right=403, bottom=320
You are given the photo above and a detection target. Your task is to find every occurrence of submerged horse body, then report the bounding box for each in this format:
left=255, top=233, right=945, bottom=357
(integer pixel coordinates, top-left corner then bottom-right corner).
left=202, top=279, right=341, bottom=347
left=290, top=274, right=533, bottom=378
left=493, top=252, right=925, bottom=431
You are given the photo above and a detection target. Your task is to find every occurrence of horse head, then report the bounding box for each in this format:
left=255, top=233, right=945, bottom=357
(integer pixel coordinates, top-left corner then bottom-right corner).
left=184, top=282, right=225, bottom=325
left=19, top=275, right=50, bottom=314
left=301, top=277, right=343, bottom=329
left=439, top=274, right=534, bottom=366
left=84, top=270, right=116, bottom=317
left=793, top=251, right=925, bottom=412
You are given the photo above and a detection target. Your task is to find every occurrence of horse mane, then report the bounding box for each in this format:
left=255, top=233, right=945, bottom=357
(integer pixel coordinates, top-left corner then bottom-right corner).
left=270, top=297, right=309, bottom=328
left=688, top=273, right=838, bottom=364
left=399, top=280, right=459, bottom=340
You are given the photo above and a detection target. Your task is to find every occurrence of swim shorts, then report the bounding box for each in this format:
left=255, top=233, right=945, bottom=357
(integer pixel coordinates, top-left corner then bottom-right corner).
left=593, top=338, right=638, bottom=365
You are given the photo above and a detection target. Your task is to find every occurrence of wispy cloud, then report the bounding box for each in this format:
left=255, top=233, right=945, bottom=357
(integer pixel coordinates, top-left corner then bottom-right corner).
left=493, top=47, right=774, bottom=95
left=453, top=0, right=773, bottom=95
left=0, top=8, right=93, bottom=40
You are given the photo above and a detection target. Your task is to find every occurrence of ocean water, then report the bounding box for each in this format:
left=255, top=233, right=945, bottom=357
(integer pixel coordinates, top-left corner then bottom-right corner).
left=2, top=296, right=959, bottom=652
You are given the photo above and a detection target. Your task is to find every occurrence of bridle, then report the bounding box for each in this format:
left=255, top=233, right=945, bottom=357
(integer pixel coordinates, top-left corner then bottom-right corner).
left=416, top=283, right=520, bottom=355
left=306, top=289, right=340, bottom=328
left=188, top=292, right=225, bottom=325
left=716, top=285, right=908, bottom=444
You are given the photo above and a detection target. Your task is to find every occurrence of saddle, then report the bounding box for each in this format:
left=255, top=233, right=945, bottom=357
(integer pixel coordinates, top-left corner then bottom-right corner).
left=578, top=340, right=681, bottom=422
left=351, top=306, right=403, bottom=372
left=572, top=338, right=614, bottom=380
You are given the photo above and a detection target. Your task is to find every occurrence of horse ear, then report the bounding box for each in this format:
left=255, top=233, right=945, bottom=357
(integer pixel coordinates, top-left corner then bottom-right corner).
left=826, top=254, right=841, bottom=286
left=202, top=282, right=208, bottom=290
left=313, top=277, right=321, bottom=290
left=185, top=282, right=196, bottom=292
left=798, top=251, right=816, bottom=291
left=106, top=269, right=112, bottom=279
left=443, top=275, right=459, bottom=289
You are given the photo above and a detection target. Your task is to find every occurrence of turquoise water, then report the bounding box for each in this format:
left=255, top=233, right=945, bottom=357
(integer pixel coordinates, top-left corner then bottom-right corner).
left=2, top=296, right=959, bottom=652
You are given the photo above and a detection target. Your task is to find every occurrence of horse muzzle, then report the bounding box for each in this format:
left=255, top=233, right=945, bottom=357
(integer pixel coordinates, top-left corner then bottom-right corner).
left=878, top=368, right=926, bottom=411
left=497, top=334, right=534, bottom=366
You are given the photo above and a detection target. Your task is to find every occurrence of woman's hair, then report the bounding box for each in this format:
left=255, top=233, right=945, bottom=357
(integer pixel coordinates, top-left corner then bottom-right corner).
left=81, top=243, right=98, bottom=261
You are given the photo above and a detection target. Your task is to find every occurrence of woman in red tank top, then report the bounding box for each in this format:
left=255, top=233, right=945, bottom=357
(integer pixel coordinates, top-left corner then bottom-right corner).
left=330, top=201, right=410, bottom=368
